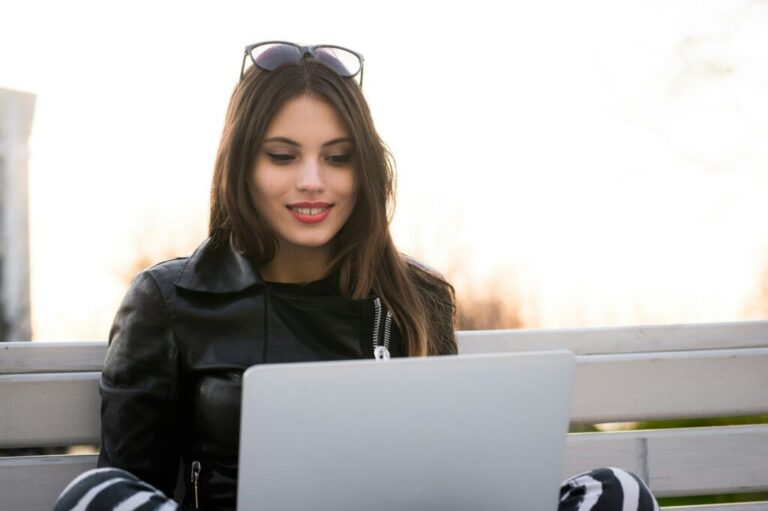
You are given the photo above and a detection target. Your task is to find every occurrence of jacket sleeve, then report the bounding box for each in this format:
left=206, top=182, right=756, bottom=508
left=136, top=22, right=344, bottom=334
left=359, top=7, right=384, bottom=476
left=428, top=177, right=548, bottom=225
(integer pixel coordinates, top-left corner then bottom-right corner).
left=97, top=270, right=182, bottom=497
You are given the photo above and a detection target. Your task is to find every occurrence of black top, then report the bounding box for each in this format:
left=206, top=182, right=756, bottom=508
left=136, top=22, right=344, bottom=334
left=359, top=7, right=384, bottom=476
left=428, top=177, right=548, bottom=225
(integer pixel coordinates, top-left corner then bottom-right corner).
left=262, top=274, right=338, bottom=297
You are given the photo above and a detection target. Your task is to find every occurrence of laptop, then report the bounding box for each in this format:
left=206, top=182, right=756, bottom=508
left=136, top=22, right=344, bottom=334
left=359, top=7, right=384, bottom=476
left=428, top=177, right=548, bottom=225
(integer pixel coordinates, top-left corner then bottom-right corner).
left=237, top=350, right=575, bottom=511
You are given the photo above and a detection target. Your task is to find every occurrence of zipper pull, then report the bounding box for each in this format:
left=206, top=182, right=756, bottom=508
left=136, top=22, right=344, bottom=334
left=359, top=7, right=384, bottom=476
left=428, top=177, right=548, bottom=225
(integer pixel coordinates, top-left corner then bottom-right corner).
left=374, top=345, right=390, bottom=360
left=191, top=460, right=201, bottom=509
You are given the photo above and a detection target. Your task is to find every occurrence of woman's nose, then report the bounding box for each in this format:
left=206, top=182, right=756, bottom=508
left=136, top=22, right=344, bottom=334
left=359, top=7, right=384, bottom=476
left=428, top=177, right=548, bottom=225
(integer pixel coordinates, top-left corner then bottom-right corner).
left=295, top=158, right=326, bottom=192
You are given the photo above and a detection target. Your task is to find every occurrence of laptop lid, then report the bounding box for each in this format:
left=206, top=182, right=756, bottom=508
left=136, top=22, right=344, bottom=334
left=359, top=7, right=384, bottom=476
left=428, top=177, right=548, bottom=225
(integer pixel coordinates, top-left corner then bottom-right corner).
left=237, top=350, right=575, bottom=511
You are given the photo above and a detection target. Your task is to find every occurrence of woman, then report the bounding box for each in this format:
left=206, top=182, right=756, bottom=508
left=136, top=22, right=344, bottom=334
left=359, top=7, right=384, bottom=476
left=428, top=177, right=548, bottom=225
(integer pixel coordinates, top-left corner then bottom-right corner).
left=55, top=42, right=658, bottom=511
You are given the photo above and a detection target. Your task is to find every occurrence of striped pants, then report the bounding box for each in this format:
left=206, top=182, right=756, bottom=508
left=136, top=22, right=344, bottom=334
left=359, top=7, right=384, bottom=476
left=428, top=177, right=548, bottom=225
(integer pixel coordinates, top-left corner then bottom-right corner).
left=54, top=466, right=659, bottom=511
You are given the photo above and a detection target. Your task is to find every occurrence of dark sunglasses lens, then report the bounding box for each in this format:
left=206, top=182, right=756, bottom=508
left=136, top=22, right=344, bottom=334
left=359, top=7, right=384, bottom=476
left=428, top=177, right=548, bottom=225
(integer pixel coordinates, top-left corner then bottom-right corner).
left=250, top=44, right=302, bottom=71
left=313, top=47, right=361, bottom=77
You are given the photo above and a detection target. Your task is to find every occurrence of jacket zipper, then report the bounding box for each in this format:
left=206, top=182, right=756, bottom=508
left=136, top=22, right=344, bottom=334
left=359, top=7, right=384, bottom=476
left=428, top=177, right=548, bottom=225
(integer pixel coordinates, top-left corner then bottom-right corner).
left=372, top=297, right=392, bottom=360
left=191, top=460, right=201, bottom=509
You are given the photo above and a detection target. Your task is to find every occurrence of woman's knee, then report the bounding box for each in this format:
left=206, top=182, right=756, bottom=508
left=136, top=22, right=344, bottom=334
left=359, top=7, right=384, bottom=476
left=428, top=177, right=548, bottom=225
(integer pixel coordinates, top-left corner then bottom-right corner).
left=54, top=467, right=179, bottom=511
left=559, top=467, right=659, bottom=511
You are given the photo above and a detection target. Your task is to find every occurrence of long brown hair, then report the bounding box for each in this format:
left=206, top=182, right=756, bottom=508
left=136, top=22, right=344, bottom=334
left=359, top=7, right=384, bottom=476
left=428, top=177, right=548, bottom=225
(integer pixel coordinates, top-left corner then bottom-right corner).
left=209, top=58, right=456, bottom=356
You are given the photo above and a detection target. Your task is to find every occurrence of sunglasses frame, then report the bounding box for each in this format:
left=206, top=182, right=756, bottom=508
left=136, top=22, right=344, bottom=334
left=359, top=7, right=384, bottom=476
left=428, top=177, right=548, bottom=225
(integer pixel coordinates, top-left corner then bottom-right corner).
left=240, top=41, right=365, bottom=87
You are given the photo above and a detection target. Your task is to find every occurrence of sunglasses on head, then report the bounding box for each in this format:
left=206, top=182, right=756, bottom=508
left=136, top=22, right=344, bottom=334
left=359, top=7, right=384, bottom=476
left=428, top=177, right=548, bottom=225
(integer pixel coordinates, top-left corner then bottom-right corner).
left=240, top=41, right=365, bottom=87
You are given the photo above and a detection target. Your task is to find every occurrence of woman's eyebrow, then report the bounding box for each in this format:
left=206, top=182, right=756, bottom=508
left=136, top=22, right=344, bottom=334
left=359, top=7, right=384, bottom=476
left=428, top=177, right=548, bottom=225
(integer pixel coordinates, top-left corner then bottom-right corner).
left=262, top=136, right=353, bottom=147
left=322, top=137, right=354, bottom=147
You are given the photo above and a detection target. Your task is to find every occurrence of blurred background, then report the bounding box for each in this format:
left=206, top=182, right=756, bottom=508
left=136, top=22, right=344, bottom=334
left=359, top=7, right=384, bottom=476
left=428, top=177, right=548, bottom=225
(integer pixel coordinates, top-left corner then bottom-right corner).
left=1, top=0, right=767, bottom=341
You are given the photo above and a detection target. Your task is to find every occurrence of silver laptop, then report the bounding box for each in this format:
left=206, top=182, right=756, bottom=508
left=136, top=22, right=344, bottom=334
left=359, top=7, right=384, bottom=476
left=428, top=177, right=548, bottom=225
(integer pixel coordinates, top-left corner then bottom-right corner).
left=237, top=351, right=575, bottom=511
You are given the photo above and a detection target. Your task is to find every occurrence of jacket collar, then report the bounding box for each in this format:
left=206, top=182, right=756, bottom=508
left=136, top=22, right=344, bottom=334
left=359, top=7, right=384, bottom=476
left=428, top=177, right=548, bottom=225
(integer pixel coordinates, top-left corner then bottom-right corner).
left=175, top=237, right=265, bottom=293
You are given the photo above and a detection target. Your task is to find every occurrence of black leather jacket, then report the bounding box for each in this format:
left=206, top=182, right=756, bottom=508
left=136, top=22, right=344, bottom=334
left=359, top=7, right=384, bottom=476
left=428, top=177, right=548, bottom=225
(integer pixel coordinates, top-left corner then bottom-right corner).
left=97, top=237, right=409, bottom=510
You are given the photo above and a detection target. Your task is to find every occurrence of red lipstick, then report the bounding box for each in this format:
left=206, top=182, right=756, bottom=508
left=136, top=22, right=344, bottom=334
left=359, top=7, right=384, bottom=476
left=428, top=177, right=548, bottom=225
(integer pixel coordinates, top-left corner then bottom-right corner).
left=287, top=202, right=333, bottom=224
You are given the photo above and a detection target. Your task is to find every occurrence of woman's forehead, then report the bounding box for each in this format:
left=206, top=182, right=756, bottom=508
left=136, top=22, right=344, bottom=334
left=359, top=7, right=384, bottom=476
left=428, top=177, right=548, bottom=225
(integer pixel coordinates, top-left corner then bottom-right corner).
left=264, top=94, right=351, bottom=144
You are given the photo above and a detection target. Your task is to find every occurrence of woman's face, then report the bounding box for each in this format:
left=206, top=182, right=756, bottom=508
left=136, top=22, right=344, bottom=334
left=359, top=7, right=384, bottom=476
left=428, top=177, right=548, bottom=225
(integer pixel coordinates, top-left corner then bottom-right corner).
left=249, top=93, right=358, bottom=258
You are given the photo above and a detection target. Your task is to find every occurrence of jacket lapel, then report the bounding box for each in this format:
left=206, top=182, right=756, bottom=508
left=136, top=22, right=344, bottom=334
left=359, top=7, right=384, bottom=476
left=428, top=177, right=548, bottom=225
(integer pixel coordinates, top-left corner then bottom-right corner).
left=175, top=237, right=264, bottom=293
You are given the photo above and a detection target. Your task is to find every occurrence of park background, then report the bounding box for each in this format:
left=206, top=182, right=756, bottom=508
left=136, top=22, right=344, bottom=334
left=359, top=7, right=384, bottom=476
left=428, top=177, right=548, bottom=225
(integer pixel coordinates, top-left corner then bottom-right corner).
left=1, top=0, right=767, bottom=340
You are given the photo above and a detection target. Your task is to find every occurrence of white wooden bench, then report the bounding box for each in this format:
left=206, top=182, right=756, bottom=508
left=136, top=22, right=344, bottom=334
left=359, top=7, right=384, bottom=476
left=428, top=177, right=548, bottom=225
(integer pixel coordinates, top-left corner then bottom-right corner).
left=1, top=321, right=767, bottom=511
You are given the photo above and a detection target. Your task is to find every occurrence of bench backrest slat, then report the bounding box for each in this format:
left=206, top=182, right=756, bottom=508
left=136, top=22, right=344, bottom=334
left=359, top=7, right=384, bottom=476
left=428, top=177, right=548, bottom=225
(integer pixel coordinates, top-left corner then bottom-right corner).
left=2, top=319, right=767, bottom=374
left=0, top=342, right=106, bottom=374
left=565, top=425, right=768, bottom=497
left=0, top=455, right=97, bottom=511
left=0, top=373, right=101, bottom=448
left=457, top=321, right=768, bottom=355
left=672, top=504, right=768, bottom=511
left=2, top=348, right=766, bottom=448
left=572, top=348, right=768, bottom=424
left=1, top=425, right=766, bottom=511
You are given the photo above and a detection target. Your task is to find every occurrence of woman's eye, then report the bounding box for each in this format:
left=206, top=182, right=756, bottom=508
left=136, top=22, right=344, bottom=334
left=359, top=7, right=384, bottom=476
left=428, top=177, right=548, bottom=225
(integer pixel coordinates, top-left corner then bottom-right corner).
left=327, top=154, right=353, bottom=164
left=267, top=152, right=295, bottom=163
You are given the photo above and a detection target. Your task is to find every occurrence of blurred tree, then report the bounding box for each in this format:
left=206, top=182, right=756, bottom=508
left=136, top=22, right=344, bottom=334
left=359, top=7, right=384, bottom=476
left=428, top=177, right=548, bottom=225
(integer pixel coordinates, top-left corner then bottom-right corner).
left=456, top=289, right=526, bottom=330
left=115, top=210, right=206, bottom=288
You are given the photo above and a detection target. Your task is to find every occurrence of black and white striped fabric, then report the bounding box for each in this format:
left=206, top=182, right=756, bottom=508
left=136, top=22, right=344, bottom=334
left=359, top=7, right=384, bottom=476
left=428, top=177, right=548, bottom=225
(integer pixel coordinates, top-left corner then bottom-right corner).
left=559, top=467, right=660, bottom=511
left=54, top=468, right=179, bottom=511
left=55, top=466, right=659, bottom=511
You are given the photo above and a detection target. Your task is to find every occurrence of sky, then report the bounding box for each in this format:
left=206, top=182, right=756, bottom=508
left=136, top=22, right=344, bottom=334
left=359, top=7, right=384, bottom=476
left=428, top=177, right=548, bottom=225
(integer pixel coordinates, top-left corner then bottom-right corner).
left=2, top=0, right=767, bottom=340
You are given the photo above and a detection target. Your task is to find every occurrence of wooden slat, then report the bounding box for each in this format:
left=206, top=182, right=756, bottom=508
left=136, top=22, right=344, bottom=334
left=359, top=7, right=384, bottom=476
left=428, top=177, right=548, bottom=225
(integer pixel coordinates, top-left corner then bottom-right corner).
left=1, top=428, right=766, bottom=511
left=2, top=320, right=767, bottom=374
left=2, top=350, right=766, bottom=447
left=0, top=342, right=107, bottom=374
left=0, top=373, right=101, bottom=448
left=667, top=504, right=768, bottom=511
left=458, top=321, right=768, bottom=355
left=571, top=348, right=768, bottom=424
left=565, top=425, right=768, bottom=497
left=0, top=454, right=98, bottom=511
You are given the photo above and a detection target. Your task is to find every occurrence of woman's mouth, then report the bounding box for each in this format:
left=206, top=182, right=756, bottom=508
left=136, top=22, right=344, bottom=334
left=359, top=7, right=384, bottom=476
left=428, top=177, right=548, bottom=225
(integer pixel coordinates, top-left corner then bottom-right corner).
left=287, top=203, right=333, bottom=224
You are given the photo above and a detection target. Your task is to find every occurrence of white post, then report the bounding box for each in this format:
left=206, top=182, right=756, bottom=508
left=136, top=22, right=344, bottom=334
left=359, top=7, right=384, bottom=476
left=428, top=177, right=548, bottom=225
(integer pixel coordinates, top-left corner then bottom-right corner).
left=0, top=88, right=35, bottom=342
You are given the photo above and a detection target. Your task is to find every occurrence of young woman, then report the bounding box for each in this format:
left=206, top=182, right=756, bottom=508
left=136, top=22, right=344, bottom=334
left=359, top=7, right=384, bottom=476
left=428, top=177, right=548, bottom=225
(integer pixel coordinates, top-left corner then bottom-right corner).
left=54, top=42, right=658, bottom=511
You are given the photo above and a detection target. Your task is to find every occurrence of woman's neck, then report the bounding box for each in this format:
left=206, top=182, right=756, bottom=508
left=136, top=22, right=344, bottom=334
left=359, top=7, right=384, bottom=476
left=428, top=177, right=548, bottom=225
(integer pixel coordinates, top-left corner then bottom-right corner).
left=259, top=245, right=333, bottom=283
